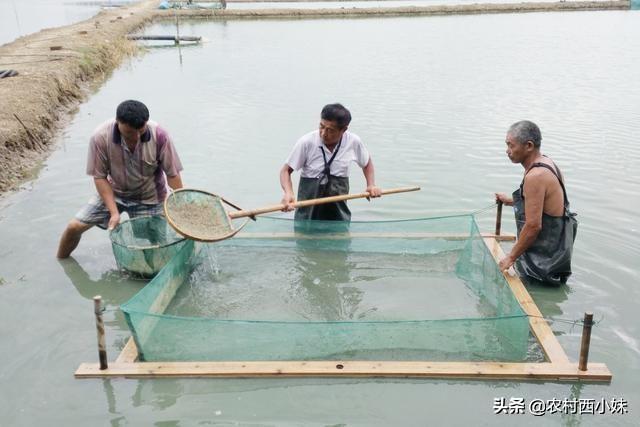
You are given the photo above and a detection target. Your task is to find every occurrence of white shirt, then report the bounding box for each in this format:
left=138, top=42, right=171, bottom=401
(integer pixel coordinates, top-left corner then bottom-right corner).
left=286, top=130, right=370, bottom=179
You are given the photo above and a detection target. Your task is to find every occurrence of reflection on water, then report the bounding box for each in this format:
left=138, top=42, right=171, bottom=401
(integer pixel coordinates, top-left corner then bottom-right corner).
left=293, top=245, right=364, bottom=321
left=58, top=256, right=147, bottom=305
left=0, top=0, right=133, bottom=46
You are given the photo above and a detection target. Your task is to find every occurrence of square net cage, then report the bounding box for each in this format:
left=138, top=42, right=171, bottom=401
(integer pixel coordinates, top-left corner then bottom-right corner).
left=120, top=215, right=531, bottom=362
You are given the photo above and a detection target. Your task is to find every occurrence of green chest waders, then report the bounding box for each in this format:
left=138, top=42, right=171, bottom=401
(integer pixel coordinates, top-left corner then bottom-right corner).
left=513, top=162, right=578, bottom=286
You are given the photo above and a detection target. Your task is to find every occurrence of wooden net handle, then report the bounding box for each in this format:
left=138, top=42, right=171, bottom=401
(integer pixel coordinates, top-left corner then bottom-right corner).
left=228, top=186, right=421, bottom=219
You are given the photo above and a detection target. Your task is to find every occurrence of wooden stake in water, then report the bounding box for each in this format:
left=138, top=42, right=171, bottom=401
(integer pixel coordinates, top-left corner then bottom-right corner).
left=174, top=9, right=182, bottom=43
left=175, top=9, right=183, bottom=64
left=578, top=312, right=594, bottom=371
left=93, top=295, right=108, bottom=370
left=495, top=200, right=503, bottom=236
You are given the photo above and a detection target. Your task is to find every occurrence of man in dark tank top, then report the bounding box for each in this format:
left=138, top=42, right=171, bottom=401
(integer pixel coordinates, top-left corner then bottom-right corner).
left=495, top=121, right=578, bottom=286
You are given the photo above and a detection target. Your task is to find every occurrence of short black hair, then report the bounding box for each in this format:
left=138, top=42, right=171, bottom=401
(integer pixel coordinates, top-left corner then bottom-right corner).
left=321, top=103, right=351, bottom=129
left=508, top=120, right=542, bottom=148
left=116, top=100, right=149, bottom=129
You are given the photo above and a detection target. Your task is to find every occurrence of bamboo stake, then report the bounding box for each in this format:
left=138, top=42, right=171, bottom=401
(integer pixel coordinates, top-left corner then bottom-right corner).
left=94, top=296, right=108, bottom=370
left=578, top=312, right=594, bottom=371
left=174, top=9, right=181, bottom=45
left=13, top=113, right=44, bottom=151
left=495, top=200, right=503, bottom=236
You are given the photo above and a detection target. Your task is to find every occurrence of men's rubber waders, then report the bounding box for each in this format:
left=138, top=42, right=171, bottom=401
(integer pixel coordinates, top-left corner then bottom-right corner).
left=512, top=162, right=578, bottom=286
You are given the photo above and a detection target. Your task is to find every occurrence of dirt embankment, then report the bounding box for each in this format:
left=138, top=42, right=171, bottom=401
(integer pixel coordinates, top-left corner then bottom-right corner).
left=0, top=0, right=159, bottom=194
left=158, top=0, right=630, bottom=19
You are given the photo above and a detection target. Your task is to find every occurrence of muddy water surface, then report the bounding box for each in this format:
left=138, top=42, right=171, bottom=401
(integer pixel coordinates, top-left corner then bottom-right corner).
left=1, top=11, right=639, bottom=425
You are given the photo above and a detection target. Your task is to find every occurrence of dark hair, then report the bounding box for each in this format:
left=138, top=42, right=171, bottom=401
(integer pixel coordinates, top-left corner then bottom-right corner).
left=321, top=103, right=352, bottom=129
left=116, top=100, right=149, bottom=129
left=508, top=120, right=542, bottom=148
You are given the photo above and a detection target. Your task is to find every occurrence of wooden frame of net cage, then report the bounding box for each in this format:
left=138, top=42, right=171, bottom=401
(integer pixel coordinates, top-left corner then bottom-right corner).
left=75, top=204, right=611, bottom=382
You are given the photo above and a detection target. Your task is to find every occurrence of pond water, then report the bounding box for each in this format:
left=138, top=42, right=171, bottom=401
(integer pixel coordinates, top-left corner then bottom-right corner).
left=1, top=10, right=639, bottom=425
left=168, top=247, right=477, bottom=320
left=0, top=0, right=609, bottom=46
left=0, top=1, right=137, bottom=46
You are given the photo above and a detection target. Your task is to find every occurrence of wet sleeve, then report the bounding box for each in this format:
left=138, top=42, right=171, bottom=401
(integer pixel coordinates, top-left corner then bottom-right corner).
left=86, top=133, right=109, bottom=178
left=286, top=138, right=307, bottom=171
left=353, top=136, right=371, bottom=168
left=157, top=127, right=183, bottom=177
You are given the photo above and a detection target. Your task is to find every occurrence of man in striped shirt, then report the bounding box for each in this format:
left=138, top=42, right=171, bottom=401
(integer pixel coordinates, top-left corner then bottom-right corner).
left=57, top=100, right=183, bottom=258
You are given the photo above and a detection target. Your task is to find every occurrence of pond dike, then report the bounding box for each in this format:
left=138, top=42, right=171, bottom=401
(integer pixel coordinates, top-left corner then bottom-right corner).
left=0, top=0, right=631, bottom=194
left=160, top=0, right=630, bottom=19
left=0, top=0, right=158, bottom=194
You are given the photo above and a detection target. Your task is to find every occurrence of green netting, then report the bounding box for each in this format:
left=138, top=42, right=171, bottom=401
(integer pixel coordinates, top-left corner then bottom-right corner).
left=121, top=215, right=531, bottom=362
left=110, top=216, right=187, bottom=277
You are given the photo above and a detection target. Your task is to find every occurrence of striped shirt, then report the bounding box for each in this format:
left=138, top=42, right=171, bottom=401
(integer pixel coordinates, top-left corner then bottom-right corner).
left=86, top=119, right=183, bottom=204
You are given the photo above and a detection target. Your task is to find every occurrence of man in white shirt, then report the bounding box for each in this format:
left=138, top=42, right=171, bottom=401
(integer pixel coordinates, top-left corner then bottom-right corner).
left=280, top=103, right=381, bottom=221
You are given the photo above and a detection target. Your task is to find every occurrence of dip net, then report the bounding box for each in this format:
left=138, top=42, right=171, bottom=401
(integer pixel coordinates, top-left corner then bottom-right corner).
left=110, top=216, right=187, bottom=277
left=164, top=189, right=248, bottom=242
left=121, top=215, right=531, bottom=362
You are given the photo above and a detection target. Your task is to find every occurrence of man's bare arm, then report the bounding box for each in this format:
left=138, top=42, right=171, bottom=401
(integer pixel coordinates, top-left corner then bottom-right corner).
left=280, top=164, right=295, bottom=211
left=499, top=171, right=545, bottom=270
left=362, top=159, right=382, bottom=197
left=167, top=173, right=183, bottom=190
left=495, top=193, right=514, bottom=206
left=94, top=178, right=119, bottom=230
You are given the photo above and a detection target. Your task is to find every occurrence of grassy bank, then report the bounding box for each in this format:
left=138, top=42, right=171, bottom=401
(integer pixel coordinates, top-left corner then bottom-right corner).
left=0, top=0, right=159, bottom=193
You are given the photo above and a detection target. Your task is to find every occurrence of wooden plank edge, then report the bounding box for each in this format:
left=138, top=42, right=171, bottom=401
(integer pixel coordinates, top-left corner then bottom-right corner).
left=75, top=361, right=611, bottom=381
left=115, top=337, right=139, bottom=363
left=234, top=232, right=516, bottom=241
left=482, top=237, right=571, bottom=364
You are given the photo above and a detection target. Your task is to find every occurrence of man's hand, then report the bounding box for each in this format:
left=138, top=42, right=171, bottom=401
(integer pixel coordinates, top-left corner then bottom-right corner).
left=281, top=192, right=295, bottom=212
left=498, top=254, right=515, bottom=272
left=279, top=165, right=296, bottom=212
left=107, top=211, right=120, bottom=231
left=495, top=192, right=513, bottom=206
left=366, top=185, right=382, bottom=199
left=167, top=174, right=183, bottom=191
